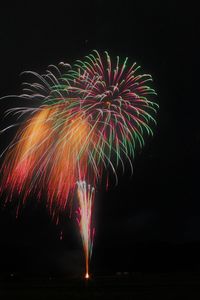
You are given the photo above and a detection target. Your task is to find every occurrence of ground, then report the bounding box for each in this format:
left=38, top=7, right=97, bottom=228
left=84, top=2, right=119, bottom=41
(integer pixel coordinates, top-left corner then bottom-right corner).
left=1, top=272, right=200, bottom=299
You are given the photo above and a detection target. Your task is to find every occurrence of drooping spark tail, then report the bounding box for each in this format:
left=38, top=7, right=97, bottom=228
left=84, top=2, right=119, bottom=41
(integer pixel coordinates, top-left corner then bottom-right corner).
left=76, top=180, right=95, bottom=279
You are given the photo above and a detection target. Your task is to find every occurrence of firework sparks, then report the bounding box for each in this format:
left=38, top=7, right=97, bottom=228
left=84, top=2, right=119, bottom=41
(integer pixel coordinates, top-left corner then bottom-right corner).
left=1, top=106, right=97, bottom=216
left=1, top=51, right=158, bottom=213
left=76, top=180, right=95, bottom=279
left=0, top=50, right=158, bottom=276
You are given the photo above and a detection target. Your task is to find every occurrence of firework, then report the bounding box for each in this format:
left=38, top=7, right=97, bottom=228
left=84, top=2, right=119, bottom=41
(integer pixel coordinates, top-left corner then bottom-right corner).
left=1, top=106, right=96, bottom=217
left=76, top=181, right=95, bottom=279
left=1, top=51, right=158, bottom=213
left=0, top=51, right=158, bottom=276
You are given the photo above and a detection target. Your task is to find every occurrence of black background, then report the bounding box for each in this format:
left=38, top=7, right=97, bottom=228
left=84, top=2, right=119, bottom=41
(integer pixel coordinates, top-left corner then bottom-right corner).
left=0, top=1, right=199, bottom=277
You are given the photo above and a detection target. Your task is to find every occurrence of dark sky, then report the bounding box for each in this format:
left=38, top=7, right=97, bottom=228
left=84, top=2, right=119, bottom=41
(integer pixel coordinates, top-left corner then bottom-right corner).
left=0, top=1, right=200, bottom=276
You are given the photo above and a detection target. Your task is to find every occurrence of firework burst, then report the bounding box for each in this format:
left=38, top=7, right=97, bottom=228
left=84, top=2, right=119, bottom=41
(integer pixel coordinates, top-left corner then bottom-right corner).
left=0, top=51, right=158, bottom=277
left=1, top=51, right=157, bottom=211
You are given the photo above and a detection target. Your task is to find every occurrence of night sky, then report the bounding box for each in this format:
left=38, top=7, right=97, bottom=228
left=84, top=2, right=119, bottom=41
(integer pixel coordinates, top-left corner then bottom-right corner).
left=0, top=1, right=199, bottom=277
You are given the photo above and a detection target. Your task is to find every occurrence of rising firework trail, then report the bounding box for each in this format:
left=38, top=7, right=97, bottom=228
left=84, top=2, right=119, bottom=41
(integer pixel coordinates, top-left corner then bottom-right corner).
left=0, top=51, right=158, bottom=276
left=76, top=181, right=95, bottom=279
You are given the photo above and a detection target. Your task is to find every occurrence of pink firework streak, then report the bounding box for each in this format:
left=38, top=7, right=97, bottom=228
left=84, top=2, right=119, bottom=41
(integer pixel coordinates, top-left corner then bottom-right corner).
left=76, top=180, right=95, bottom=279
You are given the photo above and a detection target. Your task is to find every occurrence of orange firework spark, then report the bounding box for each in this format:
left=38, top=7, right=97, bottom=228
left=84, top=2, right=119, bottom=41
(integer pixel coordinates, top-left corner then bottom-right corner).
left=1, top=105, right=97, bottom=217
